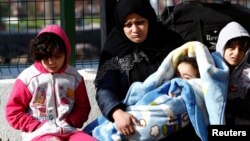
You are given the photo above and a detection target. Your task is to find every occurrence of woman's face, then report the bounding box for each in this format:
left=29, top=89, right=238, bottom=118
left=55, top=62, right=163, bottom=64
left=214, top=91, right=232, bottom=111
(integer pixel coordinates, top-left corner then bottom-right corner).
left=123, top=13, right=148, bottom=43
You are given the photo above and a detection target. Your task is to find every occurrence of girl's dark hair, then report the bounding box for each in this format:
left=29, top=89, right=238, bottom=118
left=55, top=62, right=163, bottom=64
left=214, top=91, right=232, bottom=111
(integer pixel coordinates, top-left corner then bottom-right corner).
left=225, top=36, right=250, bottom=52
left=29, top=33, right=67, bottom=61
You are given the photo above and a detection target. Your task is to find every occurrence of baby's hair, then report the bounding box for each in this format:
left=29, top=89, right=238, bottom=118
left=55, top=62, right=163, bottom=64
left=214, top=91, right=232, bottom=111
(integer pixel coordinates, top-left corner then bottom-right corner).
left=29, top=33, right=67, bottom=61
left=177, top=56, right=200, bottom=78
left=225, top=36, right=250, bottom=52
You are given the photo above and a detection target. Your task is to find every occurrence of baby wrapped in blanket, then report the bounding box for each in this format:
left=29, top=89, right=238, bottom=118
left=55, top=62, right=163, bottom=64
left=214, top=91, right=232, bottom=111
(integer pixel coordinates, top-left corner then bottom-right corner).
left=85, top=41, right=229, bottom=141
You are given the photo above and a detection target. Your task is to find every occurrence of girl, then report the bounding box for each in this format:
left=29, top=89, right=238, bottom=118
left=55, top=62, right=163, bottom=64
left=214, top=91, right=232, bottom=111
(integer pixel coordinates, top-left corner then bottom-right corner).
left=5, top=25, right=96, bottom=141
left=216, top=21, right=250, bottom=125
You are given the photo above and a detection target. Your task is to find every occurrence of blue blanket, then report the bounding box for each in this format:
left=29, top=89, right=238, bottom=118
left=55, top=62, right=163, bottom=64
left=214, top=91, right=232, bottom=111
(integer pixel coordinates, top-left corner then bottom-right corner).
left=84, top=41, right=229, bottom=141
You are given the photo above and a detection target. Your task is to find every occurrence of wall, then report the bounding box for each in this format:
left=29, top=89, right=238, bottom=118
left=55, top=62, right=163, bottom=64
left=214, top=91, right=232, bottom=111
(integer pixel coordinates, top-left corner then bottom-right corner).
left=0, top=69, right=100, bottom=141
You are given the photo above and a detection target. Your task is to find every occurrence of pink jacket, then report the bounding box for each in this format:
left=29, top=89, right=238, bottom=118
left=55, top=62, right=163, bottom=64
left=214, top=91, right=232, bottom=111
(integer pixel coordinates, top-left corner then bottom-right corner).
left=5, top=25, right=91, bottom=140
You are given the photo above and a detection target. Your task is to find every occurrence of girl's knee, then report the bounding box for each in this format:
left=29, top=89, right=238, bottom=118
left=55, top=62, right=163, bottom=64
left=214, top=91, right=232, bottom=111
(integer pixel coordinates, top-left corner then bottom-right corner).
left=32, top=135, right=62, bottom=141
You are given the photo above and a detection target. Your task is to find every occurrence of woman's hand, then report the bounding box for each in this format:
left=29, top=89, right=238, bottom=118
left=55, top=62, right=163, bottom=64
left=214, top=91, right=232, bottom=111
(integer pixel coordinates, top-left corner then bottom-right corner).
left=112, top=108, right=140, bottom=136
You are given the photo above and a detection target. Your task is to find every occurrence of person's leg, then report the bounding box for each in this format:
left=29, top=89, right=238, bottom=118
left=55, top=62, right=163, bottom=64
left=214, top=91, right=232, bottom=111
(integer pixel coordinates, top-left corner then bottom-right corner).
left=68, top=131, right=97, bottom=141
left=83, top=116, right=106, bottom=134
left=31, top=134, right=63, bottom=141
left=159, top=123, right=201, bottom=141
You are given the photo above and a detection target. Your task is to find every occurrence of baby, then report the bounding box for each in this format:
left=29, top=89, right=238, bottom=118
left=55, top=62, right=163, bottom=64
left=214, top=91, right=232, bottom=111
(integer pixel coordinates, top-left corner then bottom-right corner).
left=176, top=56, right=200, bottom=80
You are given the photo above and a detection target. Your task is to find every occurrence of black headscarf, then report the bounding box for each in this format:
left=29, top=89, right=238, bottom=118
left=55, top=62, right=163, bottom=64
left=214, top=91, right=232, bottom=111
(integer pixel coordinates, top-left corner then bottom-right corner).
left=114, top=0, right=157, bottom=30
left=96, top=0, right=184, bottom=85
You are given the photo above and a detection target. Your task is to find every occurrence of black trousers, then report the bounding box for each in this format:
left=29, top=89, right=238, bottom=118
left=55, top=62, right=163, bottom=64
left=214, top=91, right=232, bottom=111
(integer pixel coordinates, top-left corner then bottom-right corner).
left=159, top=123, right=201, bottom=141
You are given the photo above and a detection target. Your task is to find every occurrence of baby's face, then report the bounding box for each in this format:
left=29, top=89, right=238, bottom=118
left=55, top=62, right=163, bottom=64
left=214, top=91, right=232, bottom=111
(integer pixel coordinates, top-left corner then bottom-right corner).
left=176, top=62, right=199, bottom=80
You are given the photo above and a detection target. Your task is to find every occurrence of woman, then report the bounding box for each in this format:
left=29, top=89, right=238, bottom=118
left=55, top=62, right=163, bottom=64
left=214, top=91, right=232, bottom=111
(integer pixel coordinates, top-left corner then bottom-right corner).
left=90, top=0, right=199, bottom=140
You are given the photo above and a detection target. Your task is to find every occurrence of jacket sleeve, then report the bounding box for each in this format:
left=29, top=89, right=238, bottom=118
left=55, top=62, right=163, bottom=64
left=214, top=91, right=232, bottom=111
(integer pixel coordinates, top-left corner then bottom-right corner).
left=230, top=90, right=250, bottom=119
left=5, top=79, right=42, bottom=132
left=66, top=79, right=91, bottom=128
left=96, top=69, right=127, bottom=121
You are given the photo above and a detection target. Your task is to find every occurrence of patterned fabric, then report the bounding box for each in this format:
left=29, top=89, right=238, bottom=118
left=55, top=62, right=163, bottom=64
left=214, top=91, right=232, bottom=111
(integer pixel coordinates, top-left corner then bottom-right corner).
left=94, top=51, right=148, bottom=85
left=85, top=41, right=229, bottom=141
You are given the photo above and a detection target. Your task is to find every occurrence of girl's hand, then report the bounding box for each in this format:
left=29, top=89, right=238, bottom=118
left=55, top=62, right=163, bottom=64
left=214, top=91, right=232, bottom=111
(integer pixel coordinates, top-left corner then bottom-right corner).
left=112, top=108, right=140, bottom=136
